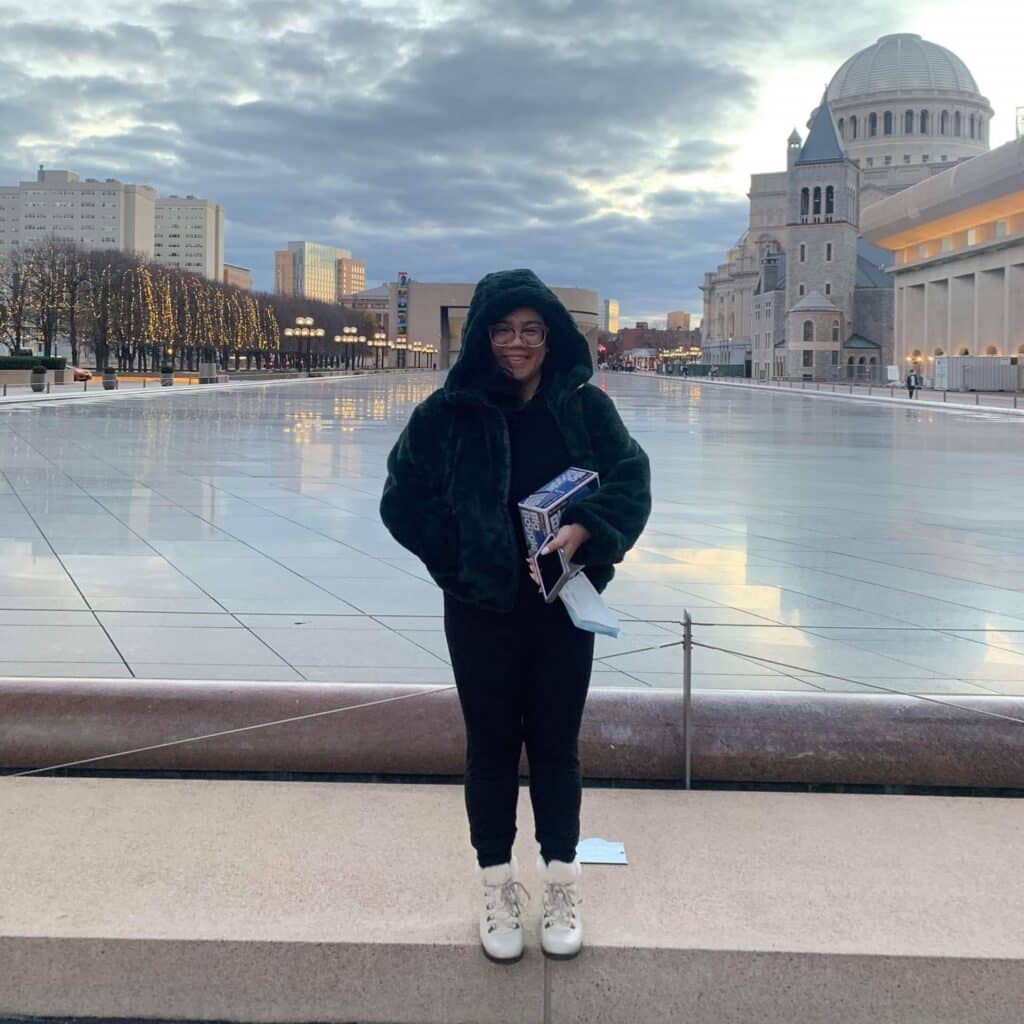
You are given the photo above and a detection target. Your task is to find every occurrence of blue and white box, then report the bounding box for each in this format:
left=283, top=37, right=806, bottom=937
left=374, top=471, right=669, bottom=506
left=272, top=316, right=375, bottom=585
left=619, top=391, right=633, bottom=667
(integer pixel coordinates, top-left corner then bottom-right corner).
left=517, top=467, right=599, bottom=558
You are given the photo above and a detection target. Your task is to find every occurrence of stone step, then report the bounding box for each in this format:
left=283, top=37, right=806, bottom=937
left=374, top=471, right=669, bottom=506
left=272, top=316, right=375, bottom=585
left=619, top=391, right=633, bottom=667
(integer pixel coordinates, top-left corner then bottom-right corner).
left=1, top=778, right=1021, bottom=1023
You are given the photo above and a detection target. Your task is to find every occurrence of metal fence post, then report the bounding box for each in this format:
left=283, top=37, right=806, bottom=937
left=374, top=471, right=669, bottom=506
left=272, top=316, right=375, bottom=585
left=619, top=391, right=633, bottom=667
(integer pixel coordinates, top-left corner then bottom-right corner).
left=683, top=610, right=693, bottom=790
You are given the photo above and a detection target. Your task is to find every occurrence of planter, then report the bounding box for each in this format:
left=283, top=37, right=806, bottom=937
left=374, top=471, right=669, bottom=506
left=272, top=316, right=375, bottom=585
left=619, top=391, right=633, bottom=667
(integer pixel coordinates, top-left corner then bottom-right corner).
left=160, top=372, right=174, bottom=387
left=102, top=370, right=118, bottom=391
left=30, top=370, right=46, bottom=393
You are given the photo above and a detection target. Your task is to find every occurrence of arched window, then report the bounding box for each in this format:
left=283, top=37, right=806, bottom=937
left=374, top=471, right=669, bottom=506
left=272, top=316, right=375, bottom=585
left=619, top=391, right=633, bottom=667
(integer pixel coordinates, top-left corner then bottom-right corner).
left=800, top=188, right=809, bottom=217
left=904, top=110, right=914, bottom=134
left=849, top=115, right=858, bottom=139
left=803, top=320, right=814, bottom=343
left=838, top=118, right=845, bottom=139
left=954, top=111, right=962, bottom=136
left=825, top=186, right=834, bottom=216
left=831, top=319, right=840, bottom=342
left=858, top=357, right=866, bottom=365
left=869, top=112, right=878, bottom=137
left=985, top=345, right=998, bottom=355
left=883, top=111, right=893, bottom=135
left=940, top=110, right=949, bottom=135
left=869, top=357, right=877, bottom=366
left=813, top=186, right=822, bottom=216
left=968, top=114, right=975, bottom=138
left=920, top=109, right=929, bottom=134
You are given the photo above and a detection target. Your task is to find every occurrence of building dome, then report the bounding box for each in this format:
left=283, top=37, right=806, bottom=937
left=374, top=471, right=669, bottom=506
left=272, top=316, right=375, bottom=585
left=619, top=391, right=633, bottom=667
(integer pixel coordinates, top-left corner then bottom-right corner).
left=827, top=34, right=980, bottom=101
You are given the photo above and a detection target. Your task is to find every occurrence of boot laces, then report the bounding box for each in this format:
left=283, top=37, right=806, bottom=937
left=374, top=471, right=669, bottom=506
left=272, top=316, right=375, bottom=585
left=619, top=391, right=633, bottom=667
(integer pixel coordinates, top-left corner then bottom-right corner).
left=543, top=881, right=580, bottom=930
left=484, top=879, right=530, bottom=935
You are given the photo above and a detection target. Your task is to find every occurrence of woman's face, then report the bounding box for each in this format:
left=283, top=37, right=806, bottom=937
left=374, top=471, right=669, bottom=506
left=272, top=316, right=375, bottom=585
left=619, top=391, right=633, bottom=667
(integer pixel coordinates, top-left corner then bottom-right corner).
left=489, top=306, right=548, bottom=389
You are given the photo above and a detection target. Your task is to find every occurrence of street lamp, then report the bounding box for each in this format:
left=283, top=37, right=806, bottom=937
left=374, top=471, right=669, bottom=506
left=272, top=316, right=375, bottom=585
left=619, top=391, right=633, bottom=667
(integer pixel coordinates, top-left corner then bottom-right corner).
left=284, top=316, right=325, bottom=374
left=340, top=325, right=358, bottom=370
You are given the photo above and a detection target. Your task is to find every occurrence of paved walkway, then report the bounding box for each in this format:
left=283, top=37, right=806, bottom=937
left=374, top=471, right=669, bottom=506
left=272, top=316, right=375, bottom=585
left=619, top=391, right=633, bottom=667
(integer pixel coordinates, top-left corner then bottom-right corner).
left=2, top=777, right=1021, bottom=1023
left=2, top=371, right=1024, bottom=697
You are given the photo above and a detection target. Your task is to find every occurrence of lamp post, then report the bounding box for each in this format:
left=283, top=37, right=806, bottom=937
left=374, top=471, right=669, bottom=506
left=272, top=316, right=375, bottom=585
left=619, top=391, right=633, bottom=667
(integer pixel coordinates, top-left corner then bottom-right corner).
left=372, top=331, right=387, bottom=371
left=340, top=325, right=357, bottom=370
left=284, top=316, right=325, bottom=375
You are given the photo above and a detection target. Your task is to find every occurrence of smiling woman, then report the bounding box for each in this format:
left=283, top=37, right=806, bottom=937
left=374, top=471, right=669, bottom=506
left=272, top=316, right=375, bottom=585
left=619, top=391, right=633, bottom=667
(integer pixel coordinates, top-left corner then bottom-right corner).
left=380, top=267, right=651, bottom=965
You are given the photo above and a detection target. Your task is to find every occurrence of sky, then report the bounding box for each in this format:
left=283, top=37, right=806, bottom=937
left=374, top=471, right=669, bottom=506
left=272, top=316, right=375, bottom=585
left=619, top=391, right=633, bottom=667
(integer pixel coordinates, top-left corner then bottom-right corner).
left=1, top=0, right=1020, bottom=327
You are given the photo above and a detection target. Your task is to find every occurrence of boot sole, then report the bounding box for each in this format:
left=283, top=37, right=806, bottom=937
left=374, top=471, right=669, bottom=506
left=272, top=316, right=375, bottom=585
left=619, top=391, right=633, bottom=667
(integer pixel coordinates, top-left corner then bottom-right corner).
left=482, top=947, right=524, bottom=965
left=542, top=947, right=582, bottom=961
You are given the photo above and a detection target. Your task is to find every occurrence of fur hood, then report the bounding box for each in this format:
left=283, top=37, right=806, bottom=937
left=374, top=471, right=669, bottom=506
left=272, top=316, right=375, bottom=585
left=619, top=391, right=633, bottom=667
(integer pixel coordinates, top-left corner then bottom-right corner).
left=444, top=268, right=593, bottom=403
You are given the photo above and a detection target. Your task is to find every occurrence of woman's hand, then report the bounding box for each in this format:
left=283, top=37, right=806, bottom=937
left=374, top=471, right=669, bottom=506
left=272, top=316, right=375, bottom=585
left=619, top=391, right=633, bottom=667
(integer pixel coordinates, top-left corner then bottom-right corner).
left=526, top=524, right=592, bottom=590
left=543, top=524, right=591, bottom=562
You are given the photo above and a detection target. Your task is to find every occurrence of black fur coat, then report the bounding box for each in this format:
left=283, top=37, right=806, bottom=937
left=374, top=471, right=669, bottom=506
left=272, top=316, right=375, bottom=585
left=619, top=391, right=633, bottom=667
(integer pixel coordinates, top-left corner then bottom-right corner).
left=380, top=269, right=651, bottom=613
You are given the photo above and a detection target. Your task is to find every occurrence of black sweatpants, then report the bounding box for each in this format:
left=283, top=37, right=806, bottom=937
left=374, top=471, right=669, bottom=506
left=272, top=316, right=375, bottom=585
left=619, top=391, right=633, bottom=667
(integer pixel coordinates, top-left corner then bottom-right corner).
left=444, top=585, right=595, bottom=868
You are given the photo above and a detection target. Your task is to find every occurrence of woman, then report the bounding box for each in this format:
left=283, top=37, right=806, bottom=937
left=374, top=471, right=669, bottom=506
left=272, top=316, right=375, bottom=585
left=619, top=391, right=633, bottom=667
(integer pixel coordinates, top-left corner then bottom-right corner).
left=380, top=269, right=651, bottom=963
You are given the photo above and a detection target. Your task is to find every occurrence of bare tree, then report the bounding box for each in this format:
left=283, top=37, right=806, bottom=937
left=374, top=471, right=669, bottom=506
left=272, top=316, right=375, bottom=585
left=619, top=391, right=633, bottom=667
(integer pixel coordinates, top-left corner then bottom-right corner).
left=0, top=247, right=33, bottom=353
left=29, top=239, right=68, bottom=358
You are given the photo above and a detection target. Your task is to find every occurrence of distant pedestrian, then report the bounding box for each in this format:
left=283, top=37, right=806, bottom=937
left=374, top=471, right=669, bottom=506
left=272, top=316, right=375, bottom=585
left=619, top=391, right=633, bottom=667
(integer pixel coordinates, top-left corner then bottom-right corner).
left=906, top=369, right=921, bottom=399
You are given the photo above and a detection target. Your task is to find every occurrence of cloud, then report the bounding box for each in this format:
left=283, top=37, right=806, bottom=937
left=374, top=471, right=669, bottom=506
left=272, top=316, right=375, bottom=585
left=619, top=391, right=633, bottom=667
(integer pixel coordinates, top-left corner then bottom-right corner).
left=0, top=0, right=945, bottom=318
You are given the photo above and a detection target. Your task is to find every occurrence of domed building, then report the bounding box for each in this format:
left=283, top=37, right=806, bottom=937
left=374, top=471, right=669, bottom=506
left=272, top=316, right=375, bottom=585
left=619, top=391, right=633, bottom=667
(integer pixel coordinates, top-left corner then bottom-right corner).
left=699, top=33, right=992, bottom=379
left=819, top=33, right=992, bottom=205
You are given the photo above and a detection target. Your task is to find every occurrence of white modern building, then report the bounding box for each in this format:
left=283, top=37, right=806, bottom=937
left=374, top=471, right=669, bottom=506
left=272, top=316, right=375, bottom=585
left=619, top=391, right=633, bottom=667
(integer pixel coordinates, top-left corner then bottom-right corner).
left=861, top=137, right=1024, bottom=372
left=153, top=195, right=224, bottom=281
left=0, top=168, right=155, bottom=257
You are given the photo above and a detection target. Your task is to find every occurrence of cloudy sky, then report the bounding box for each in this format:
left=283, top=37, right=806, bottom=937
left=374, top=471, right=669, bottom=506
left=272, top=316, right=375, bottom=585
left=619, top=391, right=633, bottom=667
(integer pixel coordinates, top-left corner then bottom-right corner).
left=2, top=0, right=1019, bottom=325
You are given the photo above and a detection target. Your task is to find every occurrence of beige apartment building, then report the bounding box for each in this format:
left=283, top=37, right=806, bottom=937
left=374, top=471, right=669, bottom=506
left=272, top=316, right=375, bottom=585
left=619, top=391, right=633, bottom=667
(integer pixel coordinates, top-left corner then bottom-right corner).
left=862, top=136, right=1024, bottom=370
left=666, top=311, right=692, bottom=331
left=0, top=168, right=155, bottom=257
left=153, top=195, right=224, bottom=281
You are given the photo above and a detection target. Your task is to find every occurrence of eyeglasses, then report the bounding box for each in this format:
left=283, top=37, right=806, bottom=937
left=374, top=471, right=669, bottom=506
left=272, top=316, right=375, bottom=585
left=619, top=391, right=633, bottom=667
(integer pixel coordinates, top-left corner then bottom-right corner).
left=488, top=322, right=548, bottom=348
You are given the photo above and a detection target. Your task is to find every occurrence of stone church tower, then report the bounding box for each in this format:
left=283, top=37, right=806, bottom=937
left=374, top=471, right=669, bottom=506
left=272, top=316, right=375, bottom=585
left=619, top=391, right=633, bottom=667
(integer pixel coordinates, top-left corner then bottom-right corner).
left=781, top=97, right=861, bottom=379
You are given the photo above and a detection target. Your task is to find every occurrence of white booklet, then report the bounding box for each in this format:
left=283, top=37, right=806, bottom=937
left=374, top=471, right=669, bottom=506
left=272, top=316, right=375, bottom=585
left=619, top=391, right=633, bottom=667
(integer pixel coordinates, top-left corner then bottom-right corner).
left=559, top=573, right=622, bottom=638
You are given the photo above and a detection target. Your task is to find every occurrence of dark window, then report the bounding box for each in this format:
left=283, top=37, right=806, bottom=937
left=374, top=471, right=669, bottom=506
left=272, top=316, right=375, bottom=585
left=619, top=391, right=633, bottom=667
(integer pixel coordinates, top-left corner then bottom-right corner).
left=803, top=320, right=814, bottom=343
left=802, top=348, right=814, bottom=366
left=825, top=186, right=834, bottom=216
left=800, top=188, right=809, bottom=216
left=849, top=115, right=858, bottom=139
left=832, top=320, right=840, bottom=342
left=813, top=186, right=821, bottom=216
left=954, top=111, right=962, bottom=136
left=920, top=110, right=930, bottom=134
left=940, top=110, right=949, bottom=135
left=883, top=111, right=893, bottom=135
left=869, top=112, right=878, bottom=137
left=904, top=110, right=914, bottom=133
left=825, top=242, right=833, bottom=261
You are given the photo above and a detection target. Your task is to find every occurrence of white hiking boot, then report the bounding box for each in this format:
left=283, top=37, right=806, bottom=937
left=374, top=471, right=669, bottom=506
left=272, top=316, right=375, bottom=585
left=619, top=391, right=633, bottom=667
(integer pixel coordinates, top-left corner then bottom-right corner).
left=538, top=855, right=583, bottom=959
left=479, top=856, right=529, bottom=964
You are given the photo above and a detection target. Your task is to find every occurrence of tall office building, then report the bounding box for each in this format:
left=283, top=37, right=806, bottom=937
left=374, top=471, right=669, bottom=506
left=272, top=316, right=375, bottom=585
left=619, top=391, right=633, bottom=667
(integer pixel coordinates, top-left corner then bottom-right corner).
left=667, top=310, right=692, bottom=331
left=153, top=195, right=224, bottom=281
left=0, top=168, right=155, bottom=257
left=337, top=256, right=366, bottom=297
left=274, top=241, right=357, bottom=304
left=601, top=298, right=620, bottom=333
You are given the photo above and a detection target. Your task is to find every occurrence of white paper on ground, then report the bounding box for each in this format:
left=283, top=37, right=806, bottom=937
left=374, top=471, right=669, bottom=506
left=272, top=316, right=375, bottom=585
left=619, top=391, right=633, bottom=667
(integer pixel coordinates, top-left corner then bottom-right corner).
left=559, top=573, right=622, bottom=637
left=577, top=837, right=628, bottom=865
